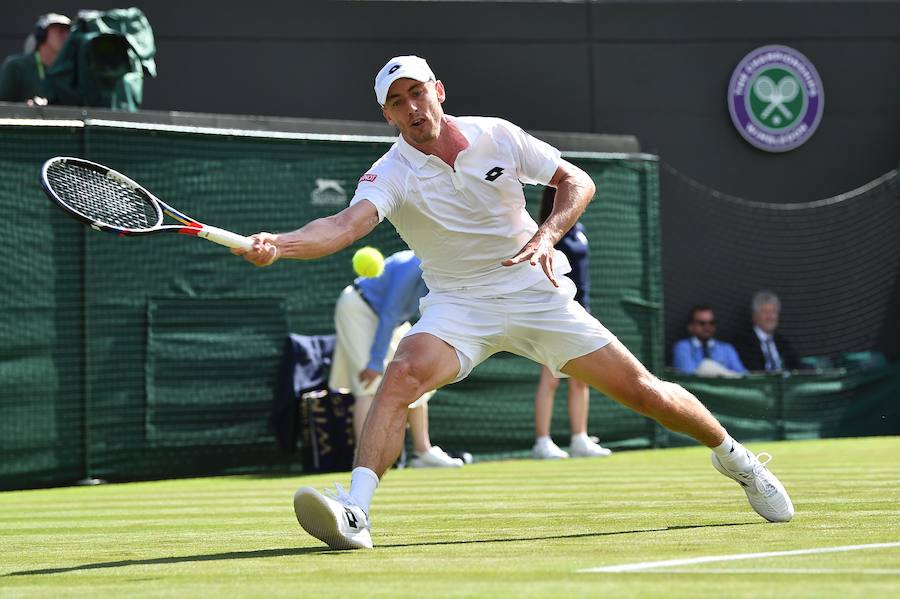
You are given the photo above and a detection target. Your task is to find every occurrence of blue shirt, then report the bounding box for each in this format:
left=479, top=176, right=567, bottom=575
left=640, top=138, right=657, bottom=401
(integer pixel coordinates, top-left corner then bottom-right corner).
left=672, top=337, right=748, bottom=375
left=354, top=250, right=428, bottom=372
left=557, top=221, right=590, bottom=311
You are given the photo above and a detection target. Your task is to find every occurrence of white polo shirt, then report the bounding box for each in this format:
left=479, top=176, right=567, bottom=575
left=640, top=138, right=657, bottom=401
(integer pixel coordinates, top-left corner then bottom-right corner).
left=350, top=115, right=568, bottom=296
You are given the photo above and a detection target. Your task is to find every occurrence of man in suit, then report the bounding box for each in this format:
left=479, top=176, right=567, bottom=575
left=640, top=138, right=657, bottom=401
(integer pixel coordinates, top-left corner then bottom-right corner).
left=735, top=290, right=799, bottom=372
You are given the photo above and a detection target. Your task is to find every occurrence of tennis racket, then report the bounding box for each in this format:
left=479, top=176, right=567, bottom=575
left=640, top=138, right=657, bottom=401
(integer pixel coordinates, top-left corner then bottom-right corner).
left=40, top=156, right=254, bottom=250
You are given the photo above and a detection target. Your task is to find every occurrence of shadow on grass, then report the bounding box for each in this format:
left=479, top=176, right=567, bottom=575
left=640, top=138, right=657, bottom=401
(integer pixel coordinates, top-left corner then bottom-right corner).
left=5, top=547, right=330, bottom=576
left=6, top=521, right=762, bottom=576
left=379, top=521, right=764, bottom=549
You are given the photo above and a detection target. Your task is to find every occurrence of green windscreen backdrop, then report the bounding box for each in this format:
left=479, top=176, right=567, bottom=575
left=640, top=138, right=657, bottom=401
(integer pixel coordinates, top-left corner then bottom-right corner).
left=0, top=119, right=895, bottom=491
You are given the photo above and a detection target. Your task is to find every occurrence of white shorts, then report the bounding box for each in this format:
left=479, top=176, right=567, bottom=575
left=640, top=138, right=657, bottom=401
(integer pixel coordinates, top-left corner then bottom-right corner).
left=328, top=285, right=435, bottom=405
left=408, top=276, right=615, bottom=382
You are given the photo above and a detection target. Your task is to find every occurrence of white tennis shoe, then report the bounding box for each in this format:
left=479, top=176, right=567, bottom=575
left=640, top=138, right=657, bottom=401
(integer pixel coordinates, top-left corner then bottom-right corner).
left=569, top=436, right=613, bottom=458
left=532, top=437, right=569, bottom=459
left=293, top=483, right=373, bottom=550
left=409, top=446, right=464, bottom=468
left=711, top=450, right=794, bottom=522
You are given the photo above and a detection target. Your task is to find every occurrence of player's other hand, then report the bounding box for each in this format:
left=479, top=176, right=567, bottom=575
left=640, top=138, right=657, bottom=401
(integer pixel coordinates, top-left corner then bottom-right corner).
left=502, top=231, right=559, bottom=287
left=232, top=232, right=279, bottom=267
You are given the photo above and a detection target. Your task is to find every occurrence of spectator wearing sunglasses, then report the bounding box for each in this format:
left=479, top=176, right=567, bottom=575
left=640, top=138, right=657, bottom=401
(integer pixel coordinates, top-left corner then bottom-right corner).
left=672, top=305, right=747, bottom=377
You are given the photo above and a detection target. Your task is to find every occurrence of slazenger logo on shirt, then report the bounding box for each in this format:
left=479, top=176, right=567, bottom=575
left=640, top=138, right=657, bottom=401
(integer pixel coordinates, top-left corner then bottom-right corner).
left=359, top=173, right=378, bottom=183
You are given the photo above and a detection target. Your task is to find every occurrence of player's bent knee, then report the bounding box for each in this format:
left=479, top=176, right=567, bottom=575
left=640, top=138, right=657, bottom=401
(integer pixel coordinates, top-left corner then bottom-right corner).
left=381, top=358, right=429, bottom=400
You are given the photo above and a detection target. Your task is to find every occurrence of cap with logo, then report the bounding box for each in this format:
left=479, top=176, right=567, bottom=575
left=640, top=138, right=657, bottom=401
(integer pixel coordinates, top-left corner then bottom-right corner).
left=374, top=55, right=436, bottom=106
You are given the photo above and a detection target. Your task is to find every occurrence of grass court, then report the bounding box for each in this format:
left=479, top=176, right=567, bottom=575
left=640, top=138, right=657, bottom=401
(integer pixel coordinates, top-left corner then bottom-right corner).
left=2, top=437, right=898, bottom=598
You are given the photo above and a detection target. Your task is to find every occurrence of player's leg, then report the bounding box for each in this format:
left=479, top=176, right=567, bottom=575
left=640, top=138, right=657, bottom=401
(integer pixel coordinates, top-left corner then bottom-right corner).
left=566, top=377, right=612, bottom=457
left=294, top=287, right=382, bottom=550
left=293, top=332, right=461, bottom=550
left=356, top=332, right=461, bottom=477
left=532, top=365, right=568, bottom=459
left=562, top=340, right=725, bottom=445
left=561, top=340, right=792, bottom=521
left=352, top=394, right=373, bottom=445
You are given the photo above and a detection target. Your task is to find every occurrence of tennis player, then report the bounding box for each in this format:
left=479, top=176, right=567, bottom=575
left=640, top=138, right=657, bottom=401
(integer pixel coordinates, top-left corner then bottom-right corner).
left=234, top=55, right=794, bottom=550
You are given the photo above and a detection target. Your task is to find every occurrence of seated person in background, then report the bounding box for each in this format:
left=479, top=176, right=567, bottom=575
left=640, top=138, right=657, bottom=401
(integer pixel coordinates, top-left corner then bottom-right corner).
left=330, top=249, right=462, bottom=468
left=734, top=290, right=800, bottom=372
left=672, top=305, right=747, bottom=377
left=0, top=13, right=70, bottom=104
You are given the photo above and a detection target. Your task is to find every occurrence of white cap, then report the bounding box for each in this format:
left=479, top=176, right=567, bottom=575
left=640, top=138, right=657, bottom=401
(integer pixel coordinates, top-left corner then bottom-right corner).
left=374, top=55, right=436, bottom=106
left=36, top=13, right=72, bottom=30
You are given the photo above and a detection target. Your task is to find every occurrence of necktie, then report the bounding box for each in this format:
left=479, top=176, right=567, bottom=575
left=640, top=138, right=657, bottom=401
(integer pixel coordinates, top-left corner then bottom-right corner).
left=702, top=341, right=711, bottom=358
left=764, top=338, right=781, bottom=370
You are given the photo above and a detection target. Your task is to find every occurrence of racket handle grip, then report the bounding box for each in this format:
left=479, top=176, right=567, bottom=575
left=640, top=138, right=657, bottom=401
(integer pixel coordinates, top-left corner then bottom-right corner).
left=196, top=225, right=255, bottom=250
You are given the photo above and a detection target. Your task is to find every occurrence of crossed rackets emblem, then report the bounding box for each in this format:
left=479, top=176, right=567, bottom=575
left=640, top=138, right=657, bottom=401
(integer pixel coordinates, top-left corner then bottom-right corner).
left=752, top=75, right=800, bottom=123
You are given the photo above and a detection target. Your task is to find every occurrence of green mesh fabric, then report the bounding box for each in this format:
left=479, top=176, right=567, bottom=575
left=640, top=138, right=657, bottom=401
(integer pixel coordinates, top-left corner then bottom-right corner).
left=0, top=125, right=85, bottom=488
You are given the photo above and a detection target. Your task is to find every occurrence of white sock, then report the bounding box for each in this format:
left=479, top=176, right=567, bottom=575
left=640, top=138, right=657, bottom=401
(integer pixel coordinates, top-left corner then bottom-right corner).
left=349, top=467, right=379, bottom=513
left=535, top=435, right=552, bottom=445
left=712, top=433, right=753, bottom=472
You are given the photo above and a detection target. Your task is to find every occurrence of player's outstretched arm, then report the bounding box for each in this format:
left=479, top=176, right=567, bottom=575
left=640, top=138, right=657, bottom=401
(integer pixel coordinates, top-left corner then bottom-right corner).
left=502, top=159, right=596, bottom=285
left=233, top=200, right=380, bottom=267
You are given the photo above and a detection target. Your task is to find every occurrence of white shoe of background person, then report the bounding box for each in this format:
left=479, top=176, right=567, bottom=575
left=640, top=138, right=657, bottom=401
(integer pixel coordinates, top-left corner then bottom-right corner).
left=569, top=433, right=613, bottom=457
left=293, top=484, right=373, bottom=550
left=532, top=436, right=569, bottom=459
left=409, top=445, right=464, bottom=468
left=711, top=450, right=794, bottom=522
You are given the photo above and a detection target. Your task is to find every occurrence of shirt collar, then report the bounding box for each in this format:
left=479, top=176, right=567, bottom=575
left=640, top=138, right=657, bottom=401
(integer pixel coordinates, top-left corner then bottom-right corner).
left=753, top=326, right=771, bottom=342
left=396, top=115, right=481, bottom=171
left=397, top=134, right=430, bottom=169
left=690, top=337, right=716, bottom=348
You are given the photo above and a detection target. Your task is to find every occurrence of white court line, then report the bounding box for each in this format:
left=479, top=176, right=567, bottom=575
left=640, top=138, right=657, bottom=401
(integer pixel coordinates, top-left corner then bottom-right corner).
left=578, top=542, right=900, bottom=573
left=619, top=568, right=900, bottom=575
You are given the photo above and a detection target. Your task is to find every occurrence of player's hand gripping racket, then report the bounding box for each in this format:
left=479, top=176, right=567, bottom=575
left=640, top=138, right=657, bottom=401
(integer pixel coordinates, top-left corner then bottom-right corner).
left=40, top=156, right=254, bottom=250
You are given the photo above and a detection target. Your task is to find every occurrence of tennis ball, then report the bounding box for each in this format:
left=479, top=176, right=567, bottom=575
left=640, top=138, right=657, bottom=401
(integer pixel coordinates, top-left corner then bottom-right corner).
left=352, top=246, right=385, bottom=278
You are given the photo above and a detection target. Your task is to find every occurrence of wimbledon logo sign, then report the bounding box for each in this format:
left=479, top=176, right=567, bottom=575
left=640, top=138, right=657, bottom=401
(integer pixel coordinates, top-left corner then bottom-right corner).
left=727, top=45, right=824, bottom=152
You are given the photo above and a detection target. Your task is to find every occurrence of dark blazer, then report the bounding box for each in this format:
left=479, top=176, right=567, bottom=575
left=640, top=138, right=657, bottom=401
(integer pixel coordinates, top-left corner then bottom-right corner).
left=734, top=328, right=800, bottom=372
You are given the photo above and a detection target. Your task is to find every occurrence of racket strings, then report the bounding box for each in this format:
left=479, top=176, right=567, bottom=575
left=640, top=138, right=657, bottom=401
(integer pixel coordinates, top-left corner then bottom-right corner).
left=47, top=162, right=161, bottom=231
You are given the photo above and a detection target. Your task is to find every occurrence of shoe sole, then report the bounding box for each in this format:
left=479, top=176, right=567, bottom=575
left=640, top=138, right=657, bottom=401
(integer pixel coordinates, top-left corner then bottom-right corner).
left=711, top=454, right=793, bottom=523
left=409, top=460, right=464, bottom=468
left=532, top=451, right=569, bottom=459
left=293, top=487, right=372, bottom=550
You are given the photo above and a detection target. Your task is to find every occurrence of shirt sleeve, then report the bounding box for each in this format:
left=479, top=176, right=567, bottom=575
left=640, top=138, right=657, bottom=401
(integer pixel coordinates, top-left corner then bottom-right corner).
left=366, top=264, right=422, bottom=372
left=350, top=164, right=403, bottom=222
left=672, top=340, right=698, bottom=374
left=497, top=119, right=561, bottom=186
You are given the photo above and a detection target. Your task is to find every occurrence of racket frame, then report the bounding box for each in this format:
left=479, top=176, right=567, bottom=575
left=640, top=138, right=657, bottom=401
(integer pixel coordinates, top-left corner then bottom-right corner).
left=40, top=157, right=253, bottom=250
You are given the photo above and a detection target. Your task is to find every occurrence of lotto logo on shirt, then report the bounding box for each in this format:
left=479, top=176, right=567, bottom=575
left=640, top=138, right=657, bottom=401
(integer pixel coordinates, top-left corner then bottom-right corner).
left=359, top=173, right=378, bottom=183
